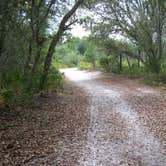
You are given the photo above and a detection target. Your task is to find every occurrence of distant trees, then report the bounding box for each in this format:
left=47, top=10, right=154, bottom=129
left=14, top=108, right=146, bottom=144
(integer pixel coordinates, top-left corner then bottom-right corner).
left=54, top=37, right=85, bottom=67
left=84, top=41, right=96, bottom=68
left=53, top=37, right=98, bottom=70
left=89, top=0, right=166, bottom=73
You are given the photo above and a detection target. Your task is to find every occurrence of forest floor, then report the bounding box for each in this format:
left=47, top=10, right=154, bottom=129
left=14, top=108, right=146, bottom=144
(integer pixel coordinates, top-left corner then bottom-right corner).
left=0, top=81, right=90, bottom=165
left=0, top=68, right=166, bottom=165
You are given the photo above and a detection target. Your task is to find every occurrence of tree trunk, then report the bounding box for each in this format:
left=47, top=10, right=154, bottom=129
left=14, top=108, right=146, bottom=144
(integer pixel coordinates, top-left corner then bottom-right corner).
left=40, top=33, right=60, bottom=90
left=137, top=59, right=140, bottom=68
left=39, top=0, right=84, bottom=90
left=119, top=54, right=122, bottom=72
left=156, top=0, right=163, bottom=70
left=27, top=45, right=42, bottom=91
left=127, top=56, right=131, bottom=69
left=24, top=41, right=32, bottom=73
left=137, top=49, right=141, bottom=68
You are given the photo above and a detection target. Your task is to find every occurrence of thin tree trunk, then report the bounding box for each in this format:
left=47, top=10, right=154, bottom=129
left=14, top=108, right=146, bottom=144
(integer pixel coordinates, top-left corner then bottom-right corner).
left=24, top=41, right=32, bottom=73
left=0, top=32, right=5, bottom=57
left=119, top=54, right=122, bottom=72
left=24, top=0, right=35, bottom=73
left=27, top=45, right=42, bottom=91
left=156, top=0, right=163, bottom=72
left=137, top=59, right=140, bottom=68
left=26, top=0, right=45, bottom=90
left=127, top=56, right=131, bottom=69
left=137, top=49, right=141, bottom=68
left=40, top=35, right=60, bottom=90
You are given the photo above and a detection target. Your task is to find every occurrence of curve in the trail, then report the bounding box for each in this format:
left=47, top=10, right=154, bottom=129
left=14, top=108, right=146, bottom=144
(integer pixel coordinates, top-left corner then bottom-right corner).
left=61, top=68, right=166, bottom=166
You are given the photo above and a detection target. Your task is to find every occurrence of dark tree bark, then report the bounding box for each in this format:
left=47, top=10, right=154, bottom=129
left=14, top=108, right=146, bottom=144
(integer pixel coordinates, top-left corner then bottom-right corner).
left=0, top=1, right=9, bottom=57
left=119, top=54, right=122, bottom=72
left=24, top=42, right=32, bottom=72
left=39, top=0, right=84, bottom=90
left=156, top=0, right=163, bottom=73
left=26, top=0, right=55, bottom=90
left=24, top=0, right=35, bottom=72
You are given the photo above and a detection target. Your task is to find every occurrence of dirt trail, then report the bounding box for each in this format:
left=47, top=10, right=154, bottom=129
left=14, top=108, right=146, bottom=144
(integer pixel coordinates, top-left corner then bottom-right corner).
left=61, top=68, right=166, bottom=166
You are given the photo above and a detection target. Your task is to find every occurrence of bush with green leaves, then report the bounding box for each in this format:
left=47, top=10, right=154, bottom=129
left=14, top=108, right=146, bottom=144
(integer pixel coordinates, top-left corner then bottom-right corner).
left=46, top=67, right=64, bottom=90
left=0, top=64, right=64, bottom=104
left=122, top=61, right=145, bottom=77
left=53, top=38, right=86, bottom=68
left=84, top=42, right=96, bottom=67
left=63, top=51, right=82, bottom=67
left=77, top=40, right=88, bottom=55
left=99, top=56, right=112, bottom=72
left=79, top=61, right=93, bottom=70
left=0, top=89, right=15, bottom=104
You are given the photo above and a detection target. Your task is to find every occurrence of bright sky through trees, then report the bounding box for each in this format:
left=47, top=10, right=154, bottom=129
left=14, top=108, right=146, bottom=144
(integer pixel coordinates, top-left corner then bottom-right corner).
left=70, top=24, right=90, bottom=38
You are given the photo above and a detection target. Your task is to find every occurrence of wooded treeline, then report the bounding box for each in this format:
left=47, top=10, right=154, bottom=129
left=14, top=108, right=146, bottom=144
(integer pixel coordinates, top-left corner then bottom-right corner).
left=88, top=0, right=166, bottom=75
left=0, top=0, right=166, bottom=104
left=0, top=0, right=83, bottom=104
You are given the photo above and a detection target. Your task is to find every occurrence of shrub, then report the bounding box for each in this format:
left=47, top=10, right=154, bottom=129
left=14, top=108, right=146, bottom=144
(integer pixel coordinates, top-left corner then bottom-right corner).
left=0, top=89, right=15, bottom=104
left=79, top=61, right=93, bottom=70
left=158, top=72, right=166, bottom=83
left=63, top=51, right=82, bottom=67
left=99, top=56, right=111, bottom=72
left=53, top=61, right=69, bottom=69
left=144, top=73, right=160, bottom=86
left=0, top=65, right=64, bottom=105
left=46, top=67, right=63, bottom=90
left=123, top=62, right=145, bottom=78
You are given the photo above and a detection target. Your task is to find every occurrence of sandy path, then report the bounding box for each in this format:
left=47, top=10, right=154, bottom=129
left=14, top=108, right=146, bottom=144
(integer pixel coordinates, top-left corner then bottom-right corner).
left=61, top=68, right=166, bottom=166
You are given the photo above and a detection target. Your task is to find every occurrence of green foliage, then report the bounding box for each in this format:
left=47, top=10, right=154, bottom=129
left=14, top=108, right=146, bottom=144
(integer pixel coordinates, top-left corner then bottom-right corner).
left=0, top=1, right=82, bottom=105
left=53, top=62, right=69, bottom=69
left=99, top=56, right=112, bottom=72
left=0, top=89, right=15, bottom=104
left=77, top=40, right=88, bottom=55
left=0, top=0, right=166, bottom=108
left=79, top=61, right=93, bottom=70
left=53, top=38, right=99, bottom=71
left=0, top=65, right=64, bottom=104
left=143, top=63, right=166, bottom=85
left=144, top=73, right=166, bottom=86
left=54, top=38, right=85, bottom=68
left=46, top=67, right=63, bottom=90
left=122, top=62, right=145, bottom=78
left=91, top=0, right=166, bottom=75
left=84, top=42, right=96, bottom=66
left=0, top=68, right=33, bottom=104
left=144, top=57, right=161, bottom=74
left=63, top=51, right=82, bottom=67
left=99, top=55, right=122, bottom=73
